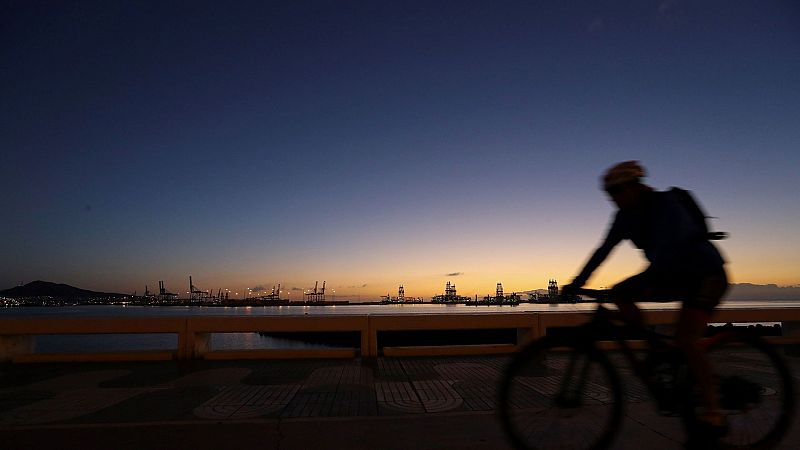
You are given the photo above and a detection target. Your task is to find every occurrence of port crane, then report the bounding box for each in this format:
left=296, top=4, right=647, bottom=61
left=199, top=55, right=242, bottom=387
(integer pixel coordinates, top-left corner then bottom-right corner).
left=189, top=276, right=211, bottom=301
left=304, top=281, right=326, bottom=303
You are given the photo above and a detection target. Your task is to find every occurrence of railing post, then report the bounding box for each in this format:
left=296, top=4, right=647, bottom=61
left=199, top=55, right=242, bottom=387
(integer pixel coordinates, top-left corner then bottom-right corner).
left=515, top=313, right=539, bottom=349
left=178, top=318, right=189, bottom=360
left=183, top=317, right=210, bottom=360
left=367, top=316, right=378, bottom=358
left=360, top=316, right=371, bottom=358
left=193, top=333, right=211, bottom=359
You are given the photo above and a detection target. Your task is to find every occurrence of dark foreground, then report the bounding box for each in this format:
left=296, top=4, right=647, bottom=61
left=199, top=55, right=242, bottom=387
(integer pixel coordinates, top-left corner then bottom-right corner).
left=2, top=354, right=799, bottom=450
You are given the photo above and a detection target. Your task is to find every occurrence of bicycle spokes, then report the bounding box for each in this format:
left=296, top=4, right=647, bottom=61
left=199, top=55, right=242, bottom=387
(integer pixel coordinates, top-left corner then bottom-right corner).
left=499, top=338, right=623, bottom=450
left=719, top=375, right=763, bottom=410
left=703, top=334, right=794, bottom=449
left=555, top=353, right=593, bottom=407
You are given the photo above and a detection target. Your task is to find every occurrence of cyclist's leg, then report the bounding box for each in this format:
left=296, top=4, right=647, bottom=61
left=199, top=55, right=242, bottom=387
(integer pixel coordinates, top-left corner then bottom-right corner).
left=676, top=270, right=728, bottom=429
left=678, top=307, right=719, bottom=421
left=609, top=272, right=648, bottom=326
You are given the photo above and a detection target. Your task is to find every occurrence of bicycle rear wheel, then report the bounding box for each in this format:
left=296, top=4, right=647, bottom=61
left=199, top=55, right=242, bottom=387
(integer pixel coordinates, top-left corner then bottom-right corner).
left=498, top=336, right=623, bottom=450
left=703, top=332, right=795, bottom=449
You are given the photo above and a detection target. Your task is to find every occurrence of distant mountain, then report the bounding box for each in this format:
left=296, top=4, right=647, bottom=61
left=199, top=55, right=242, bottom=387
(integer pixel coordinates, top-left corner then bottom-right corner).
left=0, top=280, right=126, bottom=298
left=725, top=283, right=800, bottom=301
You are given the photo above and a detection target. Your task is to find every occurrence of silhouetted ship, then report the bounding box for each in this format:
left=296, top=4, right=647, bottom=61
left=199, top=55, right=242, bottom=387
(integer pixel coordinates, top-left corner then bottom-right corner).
left=380, top=285, right=422, bottom=304
left=528, top=279, right=576, bottom=304
left=466, top=283, right=520, bottom=306
left=431, top=281, right=470, bottom=304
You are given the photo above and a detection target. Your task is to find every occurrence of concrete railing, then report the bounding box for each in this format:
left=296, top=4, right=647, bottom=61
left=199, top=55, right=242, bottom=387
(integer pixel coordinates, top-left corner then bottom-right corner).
left=0, top=317, right=187, bottom=363
left=186, top=315, right=370, bottom=360
left=369, top=313, right=538, bottom=357
left=1, top=307, right=799, bottom=362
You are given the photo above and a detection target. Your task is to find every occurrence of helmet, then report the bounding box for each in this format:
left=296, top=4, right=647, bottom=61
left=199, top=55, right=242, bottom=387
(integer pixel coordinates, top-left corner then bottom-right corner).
left=602, top=161, right=646, bottom=191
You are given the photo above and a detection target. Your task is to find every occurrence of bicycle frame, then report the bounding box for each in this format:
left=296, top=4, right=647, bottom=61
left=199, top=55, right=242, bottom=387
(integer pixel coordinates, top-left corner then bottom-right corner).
left=567, top=294, right=682, bottom=407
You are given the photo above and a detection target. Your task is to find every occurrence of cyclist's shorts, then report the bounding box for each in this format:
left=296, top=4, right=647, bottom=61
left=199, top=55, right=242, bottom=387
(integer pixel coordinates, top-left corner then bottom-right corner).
left=611, top=267, right=728, bottom=313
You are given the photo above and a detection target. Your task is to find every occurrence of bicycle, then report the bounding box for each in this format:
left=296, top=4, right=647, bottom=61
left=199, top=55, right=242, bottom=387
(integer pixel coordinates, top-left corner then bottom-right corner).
left=498, top=288, right=795, bottom=450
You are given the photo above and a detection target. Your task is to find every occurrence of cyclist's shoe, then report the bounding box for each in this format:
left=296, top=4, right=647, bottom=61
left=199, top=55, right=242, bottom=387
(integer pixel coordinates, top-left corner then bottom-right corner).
left=686, top=418, right=728, bottom=449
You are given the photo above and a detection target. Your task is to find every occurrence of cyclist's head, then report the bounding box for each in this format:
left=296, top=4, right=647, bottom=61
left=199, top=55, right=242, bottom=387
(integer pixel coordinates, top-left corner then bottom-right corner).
left=602, top=161, right=650, bottom=208
left=603, top=161, right=645, bottom=191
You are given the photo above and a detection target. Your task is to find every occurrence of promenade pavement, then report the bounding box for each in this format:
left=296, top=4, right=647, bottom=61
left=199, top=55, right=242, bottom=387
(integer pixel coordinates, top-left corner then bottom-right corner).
left=2, top=353, right=799, bottom=449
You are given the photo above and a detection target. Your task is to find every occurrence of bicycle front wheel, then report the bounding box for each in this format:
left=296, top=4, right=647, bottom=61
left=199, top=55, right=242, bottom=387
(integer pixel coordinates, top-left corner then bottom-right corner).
left=498, top=336, right=623, bottom=450
left=704, top=332, right=795, bottom=449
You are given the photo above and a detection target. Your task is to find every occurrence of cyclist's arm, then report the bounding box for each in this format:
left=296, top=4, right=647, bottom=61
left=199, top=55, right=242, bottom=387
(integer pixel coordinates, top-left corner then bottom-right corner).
left=571, top=214, right=624, bottom=287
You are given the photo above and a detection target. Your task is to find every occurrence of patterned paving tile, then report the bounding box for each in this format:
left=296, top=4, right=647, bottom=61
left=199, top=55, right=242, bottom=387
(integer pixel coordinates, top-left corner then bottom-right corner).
left=328, top=386, right=377, bottom=417
left=173, top=368, right=252, bottom=387
left=0, top=388, right=148, bottom=425
left=508, top=375, right=612, bottom=403
left=434, top=362, right=501, bottom=383
left=303, top=366, right=346, bottom=392
left=25, top=370, right=130, bottom=390
left=194, top=384, right=301, bottom=419
left=375, top=381, right=424, bottom=414
left=97, top=363, right=190, bottom=388
left=453, top=380, right=497, bottom=411
left=64, top=386, right=218, bottom=423
left=339, top=365, right=374, bottom=386
left=241, top=360, right=335, bottom=385
left=413, top=380, right=463, bottom=412
left=373, top=358, right=407, bottom=381
left=302, top=365, right=373, bottom=390
left=1, top=350, right=787, bottom=428
left=276, top=365, right=377, bottom=418
left=281, top=391, right=337, bottom=417
left=397, top=359, right=439, bottom=381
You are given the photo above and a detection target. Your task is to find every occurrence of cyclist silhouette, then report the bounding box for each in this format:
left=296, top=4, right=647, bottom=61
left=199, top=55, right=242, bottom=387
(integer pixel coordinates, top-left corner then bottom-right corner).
left=563, top=161, right=729, bottom=442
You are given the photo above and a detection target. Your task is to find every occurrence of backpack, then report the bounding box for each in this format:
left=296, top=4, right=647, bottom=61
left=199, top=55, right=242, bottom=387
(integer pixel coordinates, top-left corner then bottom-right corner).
left=670, top=187, right=727, bottom=241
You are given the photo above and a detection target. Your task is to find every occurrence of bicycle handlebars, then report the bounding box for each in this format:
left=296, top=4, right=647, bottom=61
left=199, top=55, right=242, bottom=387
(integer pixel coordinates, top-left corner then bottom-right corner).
left=561, top=287, right=611, bottom=302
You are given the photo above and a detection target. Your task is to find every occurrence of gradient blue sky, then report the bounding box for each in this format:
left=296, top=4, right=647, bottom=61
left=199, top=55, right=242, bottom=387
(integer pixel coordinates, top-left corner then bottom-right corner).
left=2, top=1, right=799, bottom=298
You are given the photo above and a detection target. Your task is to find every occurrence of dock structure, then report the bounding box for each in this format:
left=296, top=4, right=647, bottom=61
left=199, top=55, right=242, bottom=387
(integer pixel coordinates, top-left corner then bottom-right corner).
left=157, top=281, right=178, bottom=303
left=529, top=279, right=562, bottom=304
left=214, top=289, right=229, bottom=302
left=495, top=283, right=520, bottom=305
left=143, top=285, right=157, bottom=302
left=474, top=282, right=520, bottom=306
left=262, top=284, right=283, bottom=301
left=304, top=281, right=326, bottom=303
left=431, top=281, right=470, bottom=304
left=547, top=278, right=574, bottom=303
left=189, top=276, right=211, bottom=302
left=381, top=285, right=423, bottom=304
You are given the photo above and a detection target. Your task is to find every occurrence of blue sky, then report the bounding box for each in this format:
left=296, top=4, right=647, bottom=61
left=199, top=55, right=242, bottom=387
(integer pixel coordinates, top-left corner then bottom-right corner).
left=2, top=1, right=799, bottom=297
